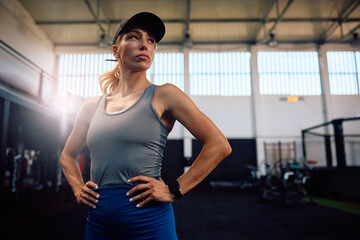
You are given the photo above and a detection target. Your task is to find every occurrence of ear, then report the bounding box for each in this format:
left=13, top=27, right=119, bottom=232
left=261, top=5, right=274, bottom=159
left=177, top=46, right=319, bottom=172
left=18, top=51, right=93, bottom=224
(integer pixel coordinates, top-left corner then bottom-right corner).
left=112, top=45, right=118, bottom=59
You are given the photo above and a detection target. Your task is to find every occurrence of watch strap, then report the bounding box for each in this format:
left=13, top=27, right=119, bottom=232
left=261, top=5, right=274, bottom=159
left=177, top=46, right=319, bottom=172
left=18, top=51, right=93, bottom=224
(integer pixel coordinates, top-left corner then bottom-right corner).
left=168, top=180, right=183, bottom=199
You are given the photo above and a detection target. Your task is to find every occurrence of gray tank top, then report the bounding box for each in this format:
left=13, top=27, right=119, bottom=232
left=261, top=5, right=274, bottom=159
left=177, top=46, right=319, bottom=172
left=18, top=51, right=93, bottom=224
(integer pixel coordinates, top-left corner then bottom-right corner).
left=86, top=84, right=169, bottom=187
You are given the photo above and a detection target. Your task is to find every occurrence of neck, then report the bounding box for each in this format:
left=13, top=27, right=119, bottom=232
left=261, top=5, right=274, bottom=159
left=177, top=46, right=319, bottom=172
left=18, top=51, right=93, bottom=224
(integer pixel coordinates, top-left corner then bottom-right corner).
left=112, top=68, right=150, bottom=97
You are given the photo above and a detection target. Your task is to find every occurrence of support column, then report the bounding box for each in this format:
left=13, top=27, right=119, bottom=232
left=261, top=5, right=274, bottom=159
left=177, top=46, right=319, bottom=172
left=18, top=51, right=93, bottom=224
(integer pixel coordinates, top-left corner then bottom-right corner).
left=317, top=45, right=331, bottom=127
left=182, top=47, right=192, bottom=169
left=333, top=119, right=346, bottom=168
left=249, top=45, right=259, bottom=139
left=0, top=99, right=10, bottom=195
left=183, top=48, right=190, bottom=95
left=324, top=135, right=333, bottom=167
left=250, top=45, right=263, bottom=174
left=301, top=130, right=306, bottom=160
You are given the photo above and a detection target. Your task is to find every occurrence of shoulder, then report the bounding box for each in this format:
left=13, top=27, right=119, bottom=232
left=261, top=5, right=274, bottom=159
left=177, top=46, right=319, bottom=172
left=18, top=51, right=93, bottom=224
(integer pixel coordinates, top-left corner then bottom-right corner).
left=155, top=83, right=184, bottom=99
left=77, top=95, right=102, bottom=120
left=83, top=95, right=102, bottom=110
left=154, top=83, right=196, bottom=112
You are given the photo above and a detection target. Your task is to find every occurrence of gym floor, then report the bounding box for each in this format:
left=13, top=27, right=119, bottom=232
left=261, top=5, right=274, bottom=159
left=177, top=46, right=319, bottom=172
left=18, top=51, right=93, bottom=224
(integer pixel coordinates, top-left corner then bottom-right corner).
left=1, top=185, right=359, bottom=240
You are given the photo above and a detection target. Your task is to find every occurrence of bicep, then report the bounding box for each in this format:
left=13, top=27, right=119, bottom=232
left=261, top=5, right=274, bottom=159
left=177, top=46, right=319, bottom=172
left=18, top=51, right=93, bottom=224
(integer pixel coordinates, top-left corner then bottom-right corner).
left=166, top=86, right=223, bottom=144
left=62, top=99, right=97, bottom=158
left=62, top=112, right=89, bottom=158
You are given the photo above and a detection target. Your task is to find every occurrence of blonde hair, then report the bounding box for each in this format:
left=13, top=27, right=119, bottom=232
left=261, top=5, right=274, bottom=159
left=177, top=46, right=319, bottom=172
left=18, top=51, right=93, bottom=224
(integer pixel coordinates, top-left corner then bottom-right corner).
left=99, top=35, right=123, bottom=94
left=99, top=61, right=121, bottom=94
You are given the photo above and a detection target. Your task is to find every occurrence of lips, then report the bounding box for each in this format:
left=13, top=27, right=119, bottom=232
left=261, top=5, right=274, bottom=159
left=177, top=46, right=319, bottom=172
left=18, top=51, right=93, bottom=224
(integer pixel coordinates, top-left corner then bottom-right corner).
left=136, top=54, right=150, bottom=60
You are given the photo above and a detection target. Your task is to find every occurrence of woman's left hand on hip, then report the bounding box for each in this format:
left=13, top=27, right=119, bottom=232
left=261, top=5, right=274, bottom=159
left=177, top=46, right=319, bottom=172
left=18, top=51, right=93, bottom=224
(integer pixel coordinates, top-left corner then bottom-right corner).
left=126, top=176, right=174, bottom=207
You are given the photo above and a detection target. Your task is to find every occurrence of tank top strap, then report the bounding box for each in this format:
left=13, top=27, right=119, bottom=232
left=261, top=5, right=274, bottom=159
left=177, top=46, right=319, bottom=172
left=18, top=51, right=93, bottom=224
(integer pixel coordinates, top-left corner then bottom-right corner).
left=100, top=93, right=107, bottom=106
left=141, top=84, right=157, bottom=102
left=90, top=94, right=107, bottom=121
left=96, top=93, right=106, bottom=114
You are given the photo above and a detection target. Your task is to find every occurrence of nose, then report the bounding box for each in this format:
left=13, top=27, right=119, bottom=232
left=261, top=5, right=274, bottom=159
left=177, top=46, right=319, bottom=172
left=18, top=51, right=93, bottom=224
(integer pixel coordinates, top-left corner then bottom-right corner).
left=139, top=36, right=149, bottom=50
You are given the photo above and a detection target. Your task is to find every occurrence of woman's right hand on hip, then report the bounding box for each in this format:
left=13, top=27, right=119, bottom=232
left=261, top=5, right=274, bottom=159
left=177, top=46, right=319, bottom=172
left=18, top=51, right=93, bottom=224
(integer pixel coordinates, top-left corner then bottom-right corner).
left=76, top=181, right=100, bottom=209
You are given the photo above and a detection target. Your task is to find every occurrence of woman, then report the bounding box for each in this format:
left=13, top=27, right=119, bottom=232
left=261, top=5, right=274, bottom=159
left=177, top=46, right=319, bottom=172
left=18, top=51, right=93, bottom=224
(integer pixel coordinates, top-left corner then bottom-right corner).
left=59, top=12, right=231, bottom=240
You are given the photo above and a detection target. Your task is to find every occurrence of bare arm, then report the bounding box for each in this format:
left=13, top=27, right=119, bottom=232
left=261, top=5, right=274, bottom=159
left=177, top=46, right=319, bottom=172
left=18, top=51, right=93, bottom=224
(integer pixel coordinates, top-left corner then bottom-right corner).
left=59, top=96, right=100, bottom=208
left=162, top=84, right=232, bottom=195
left=128, top=84, right=231, bottom=206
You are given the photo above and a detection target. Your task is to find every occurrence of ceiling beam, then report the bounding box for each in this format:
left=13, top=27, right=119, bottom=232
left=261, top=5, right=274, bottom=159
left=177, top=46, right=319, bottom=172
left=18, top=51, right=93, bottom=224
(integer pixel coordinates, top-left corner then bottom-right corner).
left=320, top=0, right=360, bottom=41
left=185, top=0, right=191, bottom=34
left=83, top=0, right=105, bottom=34
left=349, top=23, right=360, bottom=35
left=98, top=0, right=110, bottom=28
left=253, top=0, right=276, bottom=41
left=339, top=22, right=360, bottom=42
left=55, top=39, right=354, bottom=47
left=267, top=0, right=294, bottom=35
left=258, top=0, right=294, bottom=44
left=35, top=18, right=360, bottom=25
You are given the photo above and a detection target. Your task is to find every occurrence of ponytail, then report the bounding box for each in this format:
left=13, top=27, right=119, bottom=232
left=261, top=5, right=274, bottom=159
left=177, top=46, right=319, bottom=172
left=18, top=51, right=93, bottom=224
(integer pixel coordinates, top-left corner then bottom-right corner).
left=99, top=61, right=121, bottom=94
left=99, top=34, right=123, bottom=94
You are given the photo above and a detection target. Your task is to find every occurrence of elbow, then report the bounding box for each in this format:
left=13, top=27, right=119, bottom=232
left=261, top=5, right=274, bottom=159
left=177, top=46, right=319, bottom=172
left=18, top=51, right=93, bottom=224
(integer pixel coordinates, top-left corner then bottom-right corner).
left=59, top=153, right=65, bottom=167
left=215, top=139, right=232, bottom=163
left=59, top=150, right=73, bottom=167
left=222, top=140, right=232, bottom=158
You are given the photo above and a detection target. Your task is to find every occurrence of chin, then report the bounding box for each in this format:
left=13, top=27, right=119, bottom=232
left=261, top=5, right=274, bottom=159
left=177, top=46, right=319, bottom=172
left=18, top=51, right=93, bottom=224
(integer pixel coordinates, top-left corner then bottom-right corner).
left=132, top=63, right=151, bottom=72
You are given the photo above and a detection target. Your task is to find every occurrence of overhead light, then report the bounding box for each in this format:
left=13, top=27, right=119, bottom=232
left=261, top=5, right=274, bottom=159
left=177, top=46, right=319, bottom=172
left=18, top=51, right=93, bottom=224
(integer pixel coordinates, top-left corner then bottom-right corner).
left=268, top=33, right=278, bottom=47
left=99, top=33, right=108, bottom=48
left=350, top=32, right=360, bottom=46
left=183, top=31, right=193, bottom=48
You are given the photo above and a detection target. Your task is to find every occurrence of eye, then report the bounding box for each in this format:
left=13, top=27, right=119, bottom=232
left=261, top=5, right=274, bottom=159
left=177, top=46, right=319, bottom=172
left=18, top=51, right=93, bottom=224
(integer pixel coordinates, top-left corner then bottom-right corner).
left=128, top=35, right=138, bottom=40
left=148, top=38, right=155, bottom=44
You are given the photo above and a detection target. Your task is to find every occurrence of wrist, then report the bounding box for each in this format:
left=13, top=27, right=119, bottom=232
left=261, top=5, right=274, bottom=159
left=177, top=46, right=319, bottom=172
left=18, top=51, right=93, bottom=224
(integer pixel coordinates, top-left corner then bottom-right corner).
left=73, top=185, right=84, bottom=199
left=167, top=180, right=183, bottom=200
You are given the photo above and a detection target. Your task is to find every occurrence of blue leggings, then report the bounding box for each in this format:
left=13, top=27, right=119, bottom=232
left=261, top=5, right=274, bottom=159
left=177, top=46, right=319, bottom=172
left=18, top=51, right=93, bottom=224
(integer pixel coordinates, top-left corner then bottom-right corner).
left=85, top=186, right=178, bottom=240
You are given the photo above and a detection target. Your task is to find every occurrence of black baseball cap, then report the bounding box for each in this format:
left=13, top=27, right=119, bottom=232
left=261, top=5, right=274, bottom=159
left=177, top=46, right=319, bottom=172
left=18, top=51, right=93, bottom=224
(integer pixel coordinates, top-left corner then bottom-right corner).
left=112, top=12, right=165, bottom=45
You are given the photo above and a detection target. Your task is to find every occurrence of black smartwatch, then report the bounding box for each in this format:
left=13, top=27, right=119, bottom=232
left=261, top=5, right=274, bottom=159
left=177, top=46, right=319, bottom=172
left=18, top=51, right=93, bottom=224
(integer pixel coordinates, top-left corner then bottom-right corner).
left=168, top=180, right=183, bottom=199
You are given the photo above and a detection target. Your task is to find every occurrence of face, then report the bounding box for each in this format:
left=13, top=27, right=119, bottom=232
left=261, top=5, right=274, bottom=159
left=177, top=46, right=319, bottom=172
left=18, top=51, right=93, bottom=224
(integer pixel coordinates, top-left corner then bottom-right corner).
left=112, top=28, right=156, bottom=72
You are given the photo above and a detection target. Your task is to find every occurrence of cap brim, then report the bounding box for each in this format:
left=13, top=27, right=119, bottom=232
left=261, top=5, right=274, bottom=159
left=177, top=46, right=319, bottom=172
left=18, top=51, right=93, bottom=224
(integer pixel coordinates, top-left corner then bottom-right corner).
left=121, top=12, right=165, bottom=43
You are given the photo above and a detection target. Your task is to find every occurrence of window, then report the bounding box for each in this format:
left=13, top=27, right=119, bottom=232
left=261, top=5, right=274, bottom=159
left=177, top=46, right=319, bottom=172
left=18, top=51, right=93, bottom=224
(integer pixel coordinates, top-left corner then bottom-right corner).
left=147, top=53, right=184, bottom=90
left=189, top=52, right=251, bottom=96
left=58, top=52, right=184, bottom=97
left=327, top=51, right=360, bottom=95
left=258, top=51, right=321, bottom=95
left=58, top=53, right=115, bottom=97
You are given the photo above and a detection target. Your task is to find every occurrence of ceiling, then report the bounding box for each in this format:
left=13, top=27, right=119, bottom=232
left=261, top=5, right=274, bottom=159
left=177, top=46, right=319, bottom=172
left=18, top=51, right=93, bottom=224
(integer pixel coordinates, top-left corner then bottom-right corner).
left=18, top=0, right=360, bottom=47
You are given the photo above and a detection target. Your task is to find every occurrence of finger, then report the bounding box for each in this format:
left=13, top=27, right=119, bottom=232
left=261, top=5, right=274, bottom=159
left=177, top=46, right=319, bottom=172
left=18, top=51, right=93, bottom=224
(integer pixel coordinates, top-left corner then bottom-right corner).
left=80, top=191, right=99, bottom=204
left=129, top=190, right=152, bottom=202
left=136, top=196, right=154, bottom=208
left=84, top=181, right=100, bottom=198
left=85, top=181, right=98, bottom=189
left=80, top=197, right=97, bottom=209
left=126, top=184, right=149, bottom=197
left=82, top=186, right=100, bottom=199
left=128, top=175, right=153, bottom=183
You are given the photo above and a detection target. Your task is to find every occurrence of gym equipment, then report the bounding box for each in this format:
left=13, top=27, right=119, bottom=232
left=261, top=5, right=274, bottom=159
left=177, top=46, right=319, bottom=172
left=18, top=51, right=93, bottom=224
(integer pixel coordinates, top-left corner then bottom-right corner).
left=302, top=117, right=360, bottom=200
left=302, top=117, right=360, bottom=167
left=258, top=141, right=312, bottom=204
